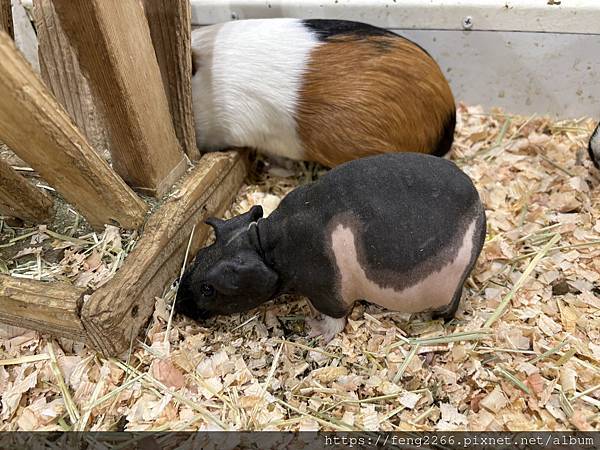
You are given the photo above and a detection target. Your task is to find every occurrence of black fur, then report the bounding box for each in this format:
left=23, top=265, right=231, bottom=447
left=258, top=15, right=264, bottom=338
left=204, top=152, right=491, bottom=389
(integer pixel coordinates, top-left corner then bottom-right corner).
left=433, top=108, right=457, bottom=157
left=191, top=51, right=198, bottom=76
left=589, top=122, right=599, bottom=168
left=302, top=19, right=397, bottom=40
left=301, top=18, right=433, bottom=58
left=176, top=153, right=486, bottom=326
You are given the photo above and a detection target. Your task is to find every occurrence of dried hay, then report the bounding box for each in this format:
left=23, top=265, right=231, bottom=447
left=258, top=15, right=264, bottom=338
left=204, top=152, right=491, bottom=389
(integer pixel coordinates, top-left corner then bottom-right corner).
left=0, top=104, right=599, bottom=431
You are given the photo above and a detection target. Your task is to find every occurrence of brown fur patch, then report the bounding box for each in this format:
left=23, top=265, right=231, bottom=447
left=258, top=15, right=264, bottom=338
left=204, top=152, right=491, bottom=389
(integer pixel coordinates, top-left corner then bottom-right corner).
left=296, top=36, right=455, bottom=167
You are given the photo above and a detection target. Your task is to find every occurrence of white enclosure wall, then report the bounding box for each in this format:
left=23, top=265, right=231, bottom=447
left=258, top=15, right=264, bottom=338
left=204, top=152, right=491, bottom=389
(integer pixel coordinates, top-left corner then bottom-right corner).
left=190, top=0, right=600, bottom=119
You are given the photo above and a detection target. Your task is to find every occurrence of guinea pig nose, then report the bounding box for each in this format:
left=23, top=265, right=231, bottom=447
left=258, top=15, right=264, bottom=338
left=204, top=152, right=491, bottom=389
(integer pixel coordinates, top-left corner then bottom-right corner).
left=174, top=284, right=190, bottom=307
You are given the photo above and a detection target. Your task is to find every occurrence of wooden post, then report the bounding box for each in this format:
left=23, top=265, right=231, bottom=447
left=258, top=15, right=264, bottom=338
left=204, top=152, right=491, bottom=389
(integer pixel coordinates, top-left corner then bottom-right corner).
left=82, top=151, right=246, bottom=356
left=0, top=2, right=51, bottom=225
left=33, top=0, right=110, bottom=160
left=0, top=158, right=54, bottom=223
left=0, top=275, right=88, bottom=341
left=52, top=0, right=187, bottom=197
left=0, top=0, right=13, bottom=40
left=143, top=0, right=200, bottom=161
left=0, top=31, right=148, bottom=230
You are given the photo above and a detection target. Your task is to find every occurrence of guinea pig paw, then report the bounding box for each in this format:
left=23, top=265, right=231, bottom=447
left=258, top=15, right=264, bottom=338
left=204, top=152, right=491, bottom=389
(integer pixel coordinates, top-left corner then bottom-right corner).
left=306, top=315, right=347, bottom=344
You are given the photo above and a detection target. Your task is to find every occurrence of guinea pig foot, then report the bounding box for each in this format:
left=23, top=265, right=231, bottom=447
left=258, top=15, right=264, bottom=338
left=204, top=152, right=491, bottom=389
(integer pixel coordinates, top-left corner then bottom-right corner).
left=306, top=315, right=347, bottom=343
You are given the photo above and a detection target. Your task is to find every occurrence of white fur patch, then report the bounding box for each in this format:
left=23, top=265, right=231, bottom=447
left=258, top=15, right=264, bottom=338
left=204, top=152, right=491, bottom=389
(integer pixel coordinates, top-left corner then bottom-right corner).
left=330, top=218, right=478, bottom=313
left=191, top=19, right=319, bottom=160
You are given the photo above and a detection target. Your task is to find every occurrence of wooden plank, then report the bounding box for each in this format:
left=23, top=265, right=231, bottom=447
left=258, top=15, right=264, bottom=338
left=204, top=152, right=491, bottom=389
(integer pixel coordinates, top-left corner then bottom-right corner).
left=0, top=0, right=13, bottom=39
left=0, top=157, right=53, bottom=223
left=82, top=151, right=246, bottom=356
left=33, top=0, right=110, bottom=160
left=0, top=32, right=148, bottom=230
left=0, top=3, right=51, bottom=225
left=0, top=275, right=87, bottom=341
left=143, top=0, right=200, bottom=161
left=52, top=0, right=187, bottom=197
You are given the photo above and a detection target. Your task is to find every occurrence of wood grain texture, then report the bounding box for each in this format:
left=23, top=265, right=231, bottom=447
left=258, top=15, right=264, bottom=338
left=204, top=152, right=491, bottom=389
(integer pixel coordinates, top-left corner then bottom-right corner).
left=0, top=275, right=87, bottom=341
left=143, top=0, right=200, bottom=161
left=0, top=32, right=148, bottom=230
left=33, top=0, right=110, bottom=160
left=52, top=0, right=187, bottom=197
left=82, top=151, right=246, bottom=356
left=0, top=0, right=13, bottom=40
left=0, top=158, right=54, bottom=223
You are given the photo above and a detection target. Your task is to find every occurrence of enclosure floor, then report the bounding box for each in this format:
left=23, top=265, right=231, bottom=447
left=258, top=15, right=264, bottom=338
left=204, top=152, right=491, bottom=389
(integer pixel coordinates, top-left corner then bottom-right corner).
left=0, top=104, right=598, bottom=431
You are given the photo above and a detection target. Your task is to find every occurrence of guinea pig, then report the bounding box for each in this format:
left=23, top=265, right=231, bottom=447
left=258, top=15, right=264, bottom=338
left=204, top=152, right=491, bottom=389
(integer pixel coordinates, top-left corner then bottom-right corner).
left=191, top=19, right=456, bottom=167
left=176, top=153, right=486, bottom=342
left=589, top=122, right=599, bottom=168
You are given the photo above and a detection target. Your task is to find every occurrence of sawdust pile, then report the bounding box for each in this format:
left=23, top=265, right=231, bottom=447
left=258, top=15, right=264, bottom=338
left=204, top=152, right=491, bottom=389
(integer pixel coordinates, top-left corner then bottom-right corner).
left=0, top=104, right=598, bottom=431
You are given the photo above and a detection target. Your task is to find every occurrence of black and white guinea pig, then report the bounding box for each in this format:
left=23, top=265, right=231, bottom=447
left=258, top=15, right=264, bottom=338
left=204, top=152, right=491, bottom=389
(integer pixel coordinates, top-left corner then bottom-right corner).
left=191, top=18, right=456, bottom=167
left=176, top=153, right=486, bottom=342
left=589, top=122, right=599, bottom=168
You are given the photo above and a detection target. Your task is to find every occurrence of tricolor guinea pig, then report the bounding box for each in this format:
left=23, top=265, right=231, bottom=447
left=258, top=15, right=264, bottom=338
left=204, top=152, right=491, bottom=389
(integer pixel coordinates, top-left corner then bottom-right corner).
left=176, top=153, right=486, bottom=342
left=589, top=122, right=599, bottom=168
left=191, top=19, right=456, bottom=167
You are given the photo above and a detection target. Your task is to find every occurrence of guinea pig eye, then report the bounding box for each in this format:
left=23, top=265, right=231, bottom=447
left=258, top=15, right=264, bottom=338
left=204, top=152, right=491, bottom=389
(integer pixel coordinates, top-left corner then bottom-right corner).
left=200, top=283, right=215, bottom=298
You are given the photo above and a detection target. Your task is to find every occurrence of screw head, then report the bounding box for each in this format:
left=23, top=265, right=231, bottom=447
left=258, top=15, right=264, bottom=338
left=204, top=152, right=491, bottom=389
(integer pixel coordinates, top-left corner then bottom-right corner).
left=462, top=15, right=473, bottom=30
left=231, top=12, right=239, bottom=20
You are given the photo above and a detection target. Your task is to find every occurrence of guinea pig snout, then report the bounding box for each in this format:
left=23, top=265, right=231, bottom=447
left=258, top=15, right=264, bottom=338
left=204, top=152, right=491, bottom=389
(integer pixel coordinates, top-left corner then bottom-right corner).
left=174, top=278, right=214, bottom=321
left=173, top=286, right=190, bottom=314
left=174, top=294, right=211, bottom=321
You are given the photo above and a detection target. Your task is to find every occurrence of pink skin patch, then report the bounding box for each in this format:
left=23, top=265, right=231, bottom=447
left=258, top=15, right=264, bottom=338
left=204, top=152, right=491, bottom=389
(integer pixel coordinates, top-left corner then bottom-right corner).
left=307, top=315, right=347, bottom=343
left=330, top=218, right=477, bottom=313
left=307, top=217, right=477, bottom=342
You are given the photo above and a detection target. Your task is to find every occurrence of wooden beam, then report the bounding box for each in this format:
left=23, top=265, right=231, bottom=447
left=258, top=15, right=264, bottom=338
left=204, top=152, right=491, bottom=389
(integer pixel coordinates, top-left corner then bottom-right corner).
left=33, top=0, right=110, bottom=160
left=82, top=151, right=246, bottom=356
left=0, top=0, right=13, bottom=40
left=52, top=0, right=187, bottom=197
left=143, top=0, right=200, bottom=162
left=0, top=275, right=87, bottom=341
left=0, top=31, right=148, bottom=230
left=0, top=3, right=51, bottom=225
left=0, top=158, right=54, bottom=223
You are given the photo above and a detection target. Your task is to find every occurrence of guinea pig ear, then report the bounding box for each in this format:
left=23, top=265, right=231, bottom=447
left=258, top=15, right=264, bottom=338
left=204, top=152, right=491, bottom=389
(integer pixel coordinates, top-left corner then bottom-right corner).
left=204, top=217, right=225, bottom=239
left=248, top=205, right=263, bottom=222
